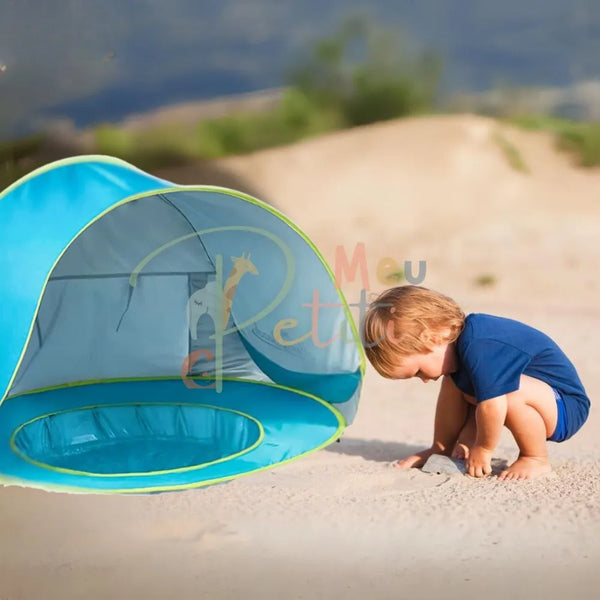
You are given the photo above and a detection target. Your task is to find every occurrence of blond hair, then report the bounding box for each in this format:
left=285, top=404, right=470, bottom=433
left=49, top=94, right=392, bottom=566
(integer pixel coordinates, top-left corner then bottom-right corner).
left=362, top=285, right=465, bottom=378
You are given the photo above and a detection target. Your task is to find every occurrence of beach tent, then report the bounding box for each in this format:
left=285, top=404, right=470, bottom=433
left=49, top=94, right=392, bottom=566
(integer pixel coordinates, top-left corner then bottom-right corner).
left=0, top=156, right=364, bottom=493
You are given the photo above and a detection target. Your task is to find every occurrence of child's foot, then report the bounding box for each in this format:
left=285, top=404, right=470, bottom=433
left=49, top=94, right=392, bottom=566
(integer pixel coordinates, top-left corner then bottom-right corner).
left=393, top=448, right=434, bottom=469
left=451, top=442, right=470, bottom=460
left=498, top=456, right=551, bottom=481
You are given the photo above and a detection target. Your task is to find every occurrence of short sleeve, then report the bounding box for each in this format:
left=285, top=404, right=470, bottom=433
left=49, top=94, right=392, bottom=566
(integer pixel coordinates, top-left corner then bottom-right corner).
left=461, top=339, right=532, bottom=401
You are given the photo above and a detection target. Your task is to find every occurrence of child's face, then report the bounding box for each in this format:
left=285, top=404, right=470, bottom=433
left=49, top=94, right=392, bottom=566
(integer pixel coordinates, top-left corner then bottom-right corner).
left=390, top=339, right=458, bottom=383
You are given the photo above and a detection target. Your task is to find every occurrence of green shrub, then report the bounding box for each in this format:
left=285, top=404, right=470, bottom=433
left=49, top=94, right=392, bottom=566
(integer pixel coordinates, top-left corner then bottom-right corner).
left=196, top=89, right=345, bottom=158
left=474, top=274, right=497, bottom=287
left=2, top=17, right=444, bottom=177
left=385, top=270, right=405, bottom=283
left=0, top=134, right=45, bottom=190
left=94, top=125, right=134, bottom=157
left=492, top=132, right=529, bottom=173
left=0, top=160, right=30, bottom=191
left=557, top=122, right=600, bottom=167
left=277, top=88, right=345, bottom=138
left=95, top=124, right=195, bottom=170
left=289, top=16, right=442, bottom=127
left=508, top=115, right=600, bottom=167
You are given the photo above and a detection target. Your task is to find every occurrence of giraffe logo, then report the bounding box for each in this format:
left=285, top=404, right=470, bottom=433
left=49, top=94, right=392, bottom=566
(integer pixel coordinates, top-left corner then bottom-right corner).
left=187, top=251, right=259, bottom=340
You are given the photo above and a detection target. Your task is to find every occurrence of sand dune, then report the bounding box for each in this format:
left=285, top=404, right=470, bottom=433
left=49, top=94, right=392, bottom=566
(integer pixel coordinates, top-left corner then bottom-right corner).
left=1, top=114, right=599, bottom=599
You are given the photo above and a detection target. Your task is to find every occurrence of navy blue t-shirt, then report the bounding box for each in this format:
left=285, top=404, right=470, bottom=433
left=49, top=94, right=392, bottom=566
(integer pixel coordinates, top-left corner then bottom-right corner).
left=451, top=313, right=590, bottom=432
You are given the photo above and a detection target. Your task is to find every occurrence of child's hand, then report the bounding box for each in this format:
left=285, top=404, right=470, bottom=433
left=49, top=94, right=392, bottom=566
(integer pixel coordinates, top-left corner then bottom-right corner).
left=466, top=446, right=492, bottom=478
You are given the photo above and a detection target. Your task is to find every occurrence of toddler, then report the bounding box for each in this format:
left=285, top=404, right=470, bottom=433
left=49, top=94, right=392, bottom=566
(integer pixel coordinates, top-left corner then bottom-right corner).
left=362, top=285, right=591, bottom=480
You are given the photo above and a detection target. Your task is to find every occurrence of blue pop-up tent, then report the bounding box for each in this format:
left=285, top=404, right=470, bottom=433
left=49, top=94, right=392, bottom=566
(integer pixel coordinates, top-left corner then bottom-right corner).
left=0, top=156, right=364, bottom=493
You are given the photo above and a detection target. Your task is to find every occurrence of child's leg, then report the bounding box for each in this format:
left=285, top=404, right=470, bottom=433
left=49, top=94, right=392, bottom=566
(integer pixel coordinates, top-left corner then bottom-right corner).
left=394, top=375, right=470, bottom=468
left=498, top=374, right=558, bottom=480
left=452, top=405, right=477, bottom=459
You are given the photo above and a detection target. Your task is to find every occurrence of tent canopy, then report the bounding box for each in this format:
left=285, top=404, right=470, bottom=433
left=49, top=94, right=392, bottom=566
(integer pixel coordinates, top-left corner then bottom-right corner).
left=0, top=156, right=363, bottom=493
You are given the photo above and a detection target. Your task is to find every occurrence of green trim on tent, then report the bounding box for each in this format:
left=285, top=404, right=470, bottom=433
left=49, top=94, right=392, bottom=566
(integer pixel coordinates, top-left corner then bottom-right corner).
left=5, top=376, right=350, bottom=425
left=0, top=155, right=151, bottom=201
left=10, top=402, right=265, bottom=478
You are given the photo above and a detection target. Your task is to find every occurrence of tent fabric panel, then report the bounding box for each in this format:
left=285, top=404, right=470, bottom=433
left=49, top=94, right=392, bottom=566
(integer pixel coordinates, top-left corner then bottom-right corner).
left=52, top=194, right=214, bottom=278
left=238, top=329, right=361, bottom=407
left=10, top=274, right=269, bottom=397
left=171, top=191, right=361, bottom=378
left=9, top=193, right=270, bottom=396
left=0, top=158, right=172, bottom=402
left=187, top=272, right=270, bottom=382
left=10, top=276, right=190, bottom=395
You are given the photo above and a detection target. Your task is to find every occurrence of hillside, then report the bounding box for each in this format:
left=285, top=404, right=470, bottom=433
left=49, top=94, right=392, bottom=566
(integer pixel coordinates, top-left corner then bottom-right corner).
left=159, top=113, right=600, bottom=312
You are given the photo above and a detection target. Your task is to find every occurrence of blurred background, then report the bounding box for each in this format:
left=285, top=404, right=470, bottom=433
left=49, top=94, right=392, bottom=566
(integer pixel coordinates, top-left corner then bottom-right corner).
left=2, top=0, right=600, bottom=188
left=3, top=0, right=600, bottom=313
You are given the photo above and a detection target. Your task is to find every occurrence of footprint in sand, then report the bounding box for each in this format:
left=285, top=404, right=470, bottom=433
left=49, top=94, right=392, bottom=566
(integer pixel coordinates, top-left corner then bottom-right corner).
left=146, top=521, right=246, bottom=547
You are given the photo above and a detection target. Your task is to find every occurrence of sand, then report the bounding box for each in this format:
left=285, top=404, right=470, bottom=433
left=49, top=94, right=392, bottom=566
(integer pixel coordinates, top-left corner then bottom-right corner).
left=1, top=114, right=599, bottom=599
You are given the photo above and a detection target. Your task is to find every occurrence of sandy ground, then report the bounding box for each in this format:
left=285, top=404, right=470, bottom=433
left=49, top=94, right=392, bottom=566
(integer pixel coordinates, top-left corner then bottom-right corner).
left=1, top=114, right=600, bottom=599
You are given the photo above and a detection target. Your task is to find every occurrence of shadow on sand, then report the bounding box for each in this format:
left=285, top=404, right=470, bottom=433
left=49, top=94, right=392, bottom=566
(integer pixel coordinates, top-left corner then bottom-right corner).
left=326, top=437, right=511, bottom=474
left=324, top=437, right=427, bottom=464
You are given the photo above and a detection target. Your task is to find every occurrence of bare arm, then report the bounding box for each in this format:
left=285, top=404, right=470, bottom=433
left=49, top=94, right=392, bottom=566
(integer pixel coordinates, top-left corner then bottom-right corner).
left=467, top=395, right=508, bottom=477
left=432, top=383, right=469, bottom=455
left=395, top=375, right=469, bottom=469
left=475, top=395, right=508, bottom=452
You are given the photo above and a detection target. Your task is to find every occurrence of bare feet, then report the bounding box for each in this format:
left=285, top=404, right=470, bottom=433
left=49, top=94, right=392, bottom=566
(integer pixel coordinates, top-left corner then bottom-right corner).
left=451, top=442, right=470, bottom=460
left=498, top=456, right=552, bottom=481
left=393, top=448, right=435, bottom=469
